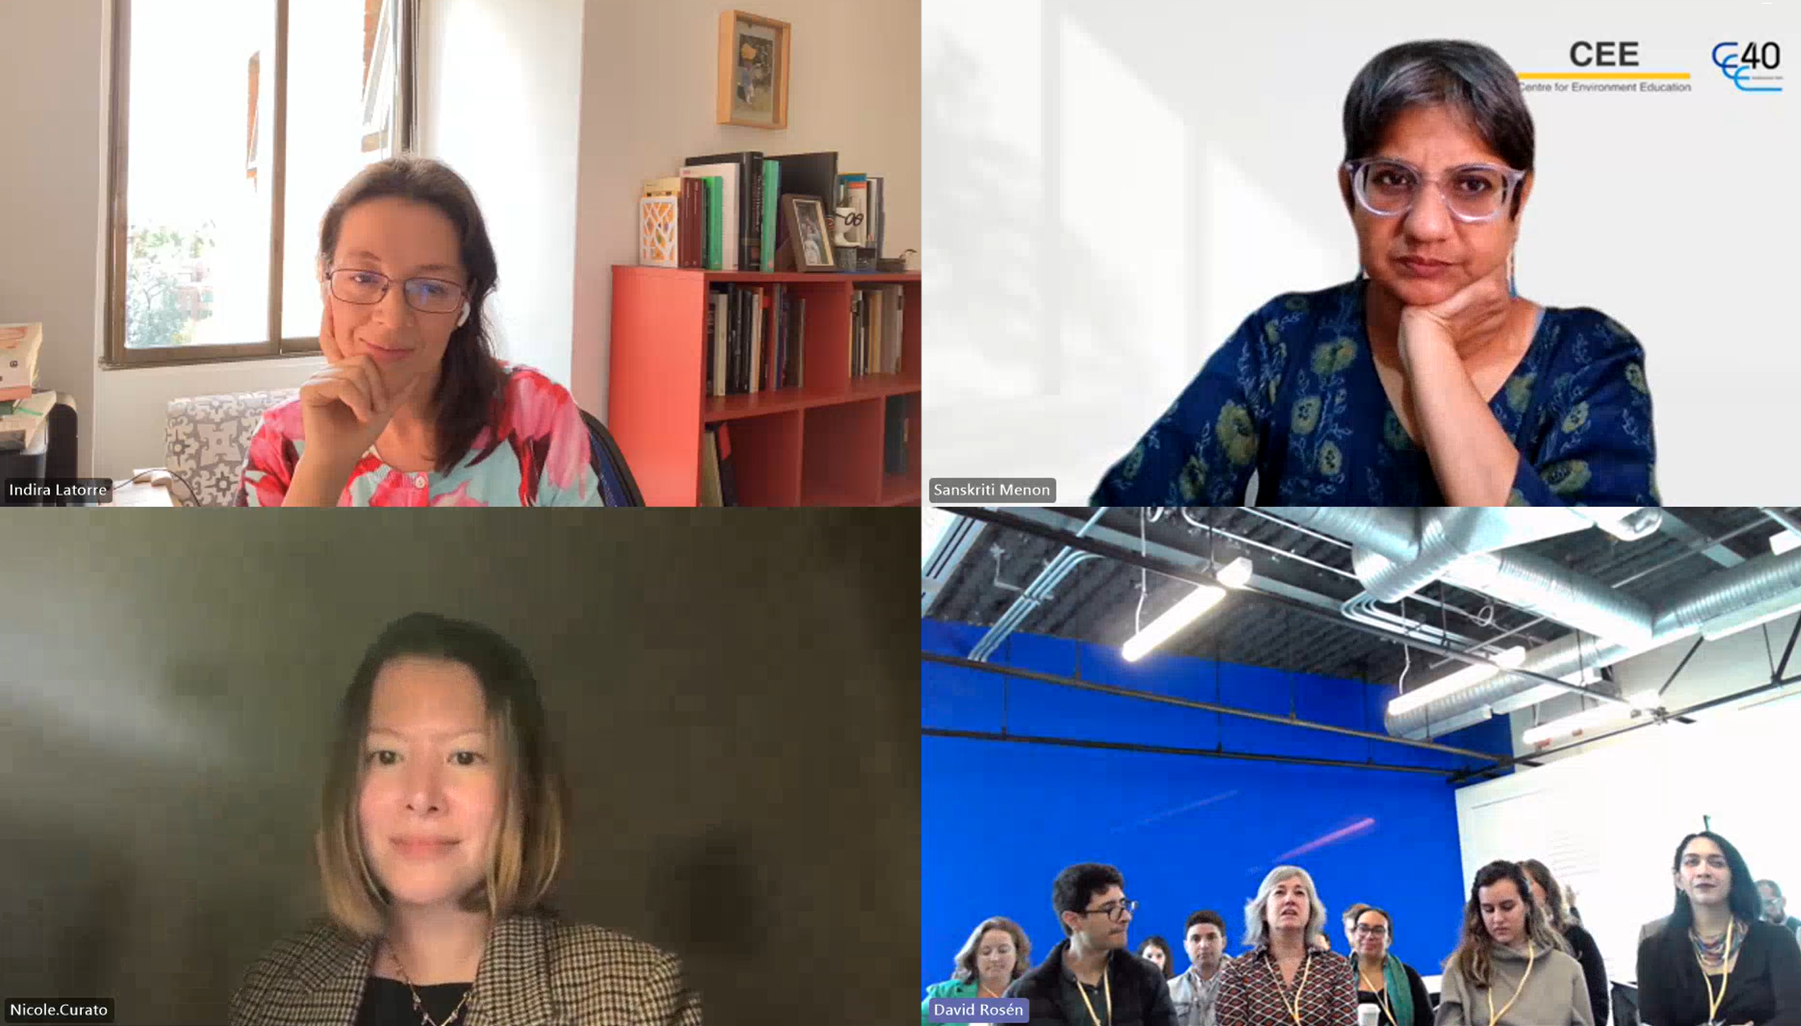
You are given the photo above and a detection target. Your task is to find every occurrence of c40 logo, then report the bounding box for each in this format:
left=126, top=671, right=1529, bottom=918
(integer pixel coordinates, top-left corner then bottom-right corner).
left=1712, top=41, right=1784, bottom=92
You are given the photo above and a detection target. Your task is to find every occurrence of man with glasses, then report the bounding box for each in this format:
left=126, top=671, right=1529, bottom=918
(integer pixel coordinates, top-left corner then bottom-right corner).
left=1170, top=910, right=1230, bottom=1026
left=1005, top=863, right=1176, bottom=1025
left=1758, top=879, right=1801, bottom=945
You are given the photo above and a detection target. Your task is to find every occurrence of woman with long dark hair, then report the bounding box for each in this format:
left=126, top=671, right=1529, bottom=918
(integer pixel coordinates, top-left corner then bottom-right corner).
left=1141, top=935, right=1177, bottom=980
left=237, top=158, right=637, bottom=506
left=1635, top=831, right=1801, bottom=1026
left=1436, top=860, right=1591, bottom=1026
left=1520, top=859, right=1609, bottom=1026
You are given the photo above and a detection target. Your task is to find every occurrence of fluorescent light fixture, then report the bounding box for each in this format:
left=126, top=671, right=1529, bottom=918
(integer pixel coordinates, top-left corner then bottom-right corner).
left=1771, top=531, right=1801, bottom=556
left=1216, top=556, right=1253, bottom=589
left=1520, top=692, right=1658, bottom=745
left=1389, top=645, right=1526, bottom=716
left=1698, top=593, right=1801, bottom=641
left=1122, top=584, right=1227, bottom=662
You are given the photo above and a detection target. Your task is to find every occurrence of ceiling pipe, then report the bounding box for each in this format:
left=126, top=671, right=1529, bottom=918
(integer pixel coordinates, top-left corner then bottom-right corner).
left=1390, top=548, right=1801, bottom=737
left=968, top=509, right=1108, bottom=662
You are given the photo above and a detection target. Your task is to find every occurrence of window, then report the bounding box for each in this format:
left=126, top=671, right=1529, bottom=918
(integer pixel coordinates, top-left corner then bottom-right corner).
left=106, top=0, right=415, bottom=367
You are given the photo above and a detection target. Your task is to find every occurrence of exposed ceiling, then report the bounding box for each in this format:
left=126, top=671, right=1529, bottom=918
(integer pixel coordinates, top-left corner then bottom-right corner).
left=925, top=507, right=1793, bottom=688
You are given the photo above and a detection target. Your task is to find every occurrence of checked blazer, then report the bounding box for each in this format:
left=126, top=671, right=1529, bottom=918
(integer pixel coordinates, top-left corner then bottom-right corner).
left=229, top=912, right=702, bottom=1026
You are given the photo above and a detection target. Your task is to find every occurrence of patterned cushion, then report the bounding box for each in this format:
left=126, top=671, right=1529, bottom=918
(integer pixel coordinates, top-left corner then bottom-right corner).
left=166, top=389, right=298, bottom=507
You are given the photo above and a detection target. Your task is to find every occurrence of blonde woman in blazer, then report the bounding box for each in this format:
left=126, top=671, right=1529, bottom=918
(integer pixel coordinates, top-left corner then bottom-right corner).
left=229, top=612, right=701, bottom=1026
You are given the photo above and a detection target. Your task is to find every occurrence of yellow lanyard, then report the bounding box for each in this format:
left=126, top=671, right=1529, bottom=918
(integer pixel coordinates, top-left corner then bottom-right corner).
left=1699, top=919, right=1735, bottom=1023
left=1074, top=958, right=1112, bottom=1026
left=1264, top=951, right=1312, bottom=1026
left=1358, top=968, right=1399, bottom=1026
left=1484, top=941, right=1535, bottom=1026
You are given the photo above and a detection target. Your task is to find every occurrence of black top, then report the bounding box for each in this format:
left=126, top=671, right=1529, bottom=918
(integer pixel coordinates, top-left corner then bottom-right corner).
left=1352, top=959, right=1433, bottom=1026
left=355, top=976, right=474, bottom=1026
left=1636, top=918, right=1801, bottom=1026
left=1005, top=940, right=1177, bottom=1026
left=1565, top=922, right=1611, bottom=1026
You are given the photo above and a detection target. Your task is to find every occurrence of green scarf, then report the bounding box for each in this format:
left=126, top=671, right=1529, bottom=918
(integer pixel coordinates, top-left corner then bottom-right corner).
left=1381, top=954, right=1413, bottom=1026
left=1359, top=954, right=1413, bottom=1026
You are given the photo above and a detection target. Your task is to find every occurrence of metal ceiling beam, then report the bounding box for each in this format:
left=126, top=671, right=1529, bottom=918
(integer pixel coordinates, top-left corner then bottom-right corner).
left=1656, top=512, right=1745, bottom=568
left=923, top=652, right=1521, bottom=768
left=1449, top=670, right=1801, bottom=784
left=953, top=506, right=1609, bottom=707
left=923, top=728, right=1459, bottom=777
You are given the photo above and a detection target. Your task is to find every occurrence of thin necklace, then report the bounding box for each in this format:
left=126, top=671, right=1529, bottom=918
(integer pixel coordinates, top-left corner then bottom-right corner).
left=388, top=946, right=475, bottom=1026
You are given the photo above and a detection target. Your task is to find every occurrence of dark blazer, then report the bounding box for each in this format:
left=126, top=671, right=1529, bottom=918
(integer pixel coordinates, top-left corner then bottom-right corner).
left=1635, top=918, right=1801, bottom=1026
left=1565, top=923, right=1610, bottom=1026
left=1006, top=939, right=1177, bottom=1026
left=229, top=913, right=701, bottom=1026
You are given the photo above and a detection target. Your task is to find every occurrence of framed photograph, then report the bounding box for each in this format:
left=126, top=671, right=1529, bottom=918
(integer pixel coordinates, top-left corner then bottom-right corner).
left=782, top=194, right=835, bottom=272
left=717, top=11, right=790, bottom=129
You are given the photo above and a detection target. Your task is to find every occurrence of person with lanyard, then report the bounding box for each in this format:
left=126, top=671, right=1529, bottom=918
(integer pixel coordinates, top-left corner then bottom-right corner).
left=1636, top=831, right=1801, bottom=1026
left=1435, top=860, right=1592, bottom=1026
left=1005, top=862, right=1177, bottom=1026
left=1348, top=907, right=1433, bottom=1026
left=1214, top=865, right=1357, bottom=1026
left=1519, top=859, right=1610, bottom=1026
left=922, top=916, right=1034, bottom=1026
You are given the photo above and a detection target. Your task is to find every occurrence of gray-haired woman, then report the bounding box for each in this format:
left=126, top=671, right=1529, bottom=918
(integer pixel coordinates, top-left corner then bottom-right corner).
left=1095, top=39, right=1656, bottom=508
left=1215, top=866, right=1357, bottom=1025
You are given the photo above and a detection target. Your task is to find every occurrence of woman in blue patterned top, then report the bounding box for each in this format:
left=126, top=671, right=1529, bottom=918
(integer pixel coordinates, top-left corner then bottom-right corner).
left=1094, top=40, right=1657, bottom=506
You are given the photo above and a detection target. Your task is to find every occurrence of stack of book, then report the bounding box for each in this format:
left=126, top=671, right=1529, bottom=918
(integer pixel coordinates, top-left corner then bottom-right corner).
left=703, top=283, right=807, bottom=398
left=640, top=150, right=859, bottom=272
left=848, top=285, right=905, bottom=378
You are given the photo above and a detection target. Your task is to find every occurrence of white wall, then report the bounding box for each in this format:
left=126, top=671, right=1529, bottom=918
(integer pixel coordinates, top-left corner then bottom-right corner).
left=417, top=0, right=585, bottom=387
left=1458, top=692, right=1801, bottom=986
left=922, top=0, right=1801, bottom=503
left=570, top=0, right=923, bottom=418
left=0, top=0, right=107, bottom=476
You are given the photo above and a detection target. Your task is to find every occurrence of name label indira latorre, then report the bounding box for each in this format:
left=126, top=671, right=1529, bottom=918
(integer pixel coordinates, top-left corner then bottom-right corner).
left=925, top=997, right=1028, bottom=1023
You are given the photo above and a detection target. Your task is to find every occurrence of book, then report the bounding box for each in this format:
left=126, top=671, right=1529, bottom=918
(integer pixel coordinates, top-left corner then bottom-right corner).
left=686, top=152, right=764, bottom=272
left=711, top=289, right=729, bottom=397
left=0, top=389, right=56, bottom=450
left=715, top=422, right=739, bottom=506
left=700, top=428, right=724, bottom=506
left=867, top=176, right=885, bottom=258
left=884, top=395, right=909, bottom=474
left=884, top=285, right=905, bottom=374
left=760, top=159, right=780, bottom=272
left=680, top=178, right=705, bottom=268
left=681, top=164, right=739, bottom=270
left=749, top=286, right=763, bottom=394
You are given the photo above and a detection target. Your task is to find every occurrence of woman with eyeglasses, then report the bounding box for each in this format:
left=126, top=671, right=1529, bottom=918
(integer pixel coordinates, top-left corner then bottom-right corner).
left=1093, top=39, right=1655, bottom=507
left=1636, top=831, right=1801, bottom=1026
left=237, top=157, right=637, bottom=506
left=1215, top=865, right=1357, bottom=1025
left=1519, top=859, right=1609, bottom=1026
left=1347, top=908, right=1432, bottom=1026
left=1436, top=860, right=1591, bottom=1026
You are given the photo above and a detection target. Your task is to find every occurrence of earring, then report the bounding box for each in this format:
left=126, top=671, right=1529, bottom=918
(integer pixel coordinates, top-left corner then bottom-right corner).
left=1508, top=250, right=1518, bottom=298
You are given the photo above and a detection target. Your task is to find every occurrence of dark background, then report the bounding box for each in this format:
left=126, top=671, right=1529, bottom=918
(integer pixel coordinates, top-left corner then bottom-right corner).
left=0, top=510, right=918, bottom=1025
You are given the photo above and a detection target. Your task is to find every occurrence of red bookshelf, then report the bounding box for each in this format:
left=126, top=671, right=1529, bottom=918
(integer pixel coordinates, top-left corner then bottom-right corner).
left=608, top=267, right=922, bottom=506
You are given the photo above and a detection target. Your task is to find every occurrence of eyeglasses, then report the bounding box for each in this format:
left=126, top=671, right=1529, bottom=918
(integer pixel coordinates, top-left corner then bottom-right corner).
left=325, top=268, right=469, bottom=314
left=1353, top=925, right=1389, bottom=938
left=1077, top=899, right=1139, bottom=922
left=1344, top=158, right=1527, bottom=224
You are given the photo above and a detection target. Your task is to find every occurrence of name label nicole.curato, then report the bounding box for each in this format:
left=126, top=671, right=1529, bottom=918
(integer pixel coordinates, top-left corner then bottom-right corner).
left=926, top=997, right=1028, bottom=1023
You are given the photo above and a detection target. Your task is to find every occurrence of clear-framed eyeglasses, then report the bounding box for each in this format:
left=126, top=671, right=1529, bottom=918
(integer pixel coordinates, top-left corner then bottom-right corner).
left=324, top=268, right=470, bottom=314
left=1344, top=158, right=1528, bottom=224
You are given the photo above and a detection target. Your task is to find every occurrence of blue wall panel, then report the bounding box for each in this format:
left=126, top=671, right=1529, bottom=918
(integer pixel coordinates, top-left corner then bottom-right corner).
left=920, top=620, right=1513, bottom=994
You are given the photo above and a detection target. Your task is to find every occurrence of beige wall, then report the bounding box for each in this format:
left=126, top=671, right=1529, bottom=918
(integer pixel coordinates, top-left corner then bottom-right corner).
left=0, top=511, right=918, bottom=1025
left=570, top=0, right=923, bottom=417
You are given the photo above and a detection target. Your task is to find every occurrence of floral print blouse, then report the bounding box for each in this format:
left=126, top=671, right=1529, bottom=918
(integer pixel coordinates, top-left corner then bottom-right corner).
left=236, top=363, right=633, bottom=507
left=1092, top=279, right=1658, bottom=506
